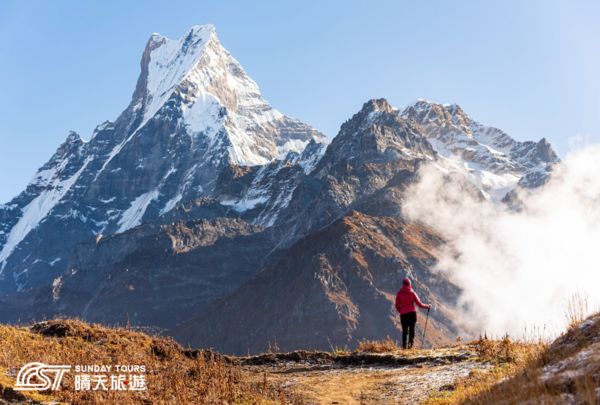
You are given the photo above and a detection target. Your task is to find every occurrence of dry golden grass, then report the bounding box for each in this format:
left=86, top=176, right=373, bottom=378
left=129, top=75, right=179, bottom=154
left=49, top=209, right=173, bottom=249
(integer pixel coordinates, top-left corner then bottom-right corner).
left=0, top=319, right=287, bottom=404
left=355, top=337, right=400, bottom=353
left=565, top=291, right=589, bottom=330
left=422, top=336, right=546, bottom=405
left=4, top=314, right=598, bottom=404
left=471, top=334, right=539, bottom=364
left=424, top=313, right=600, bottom=405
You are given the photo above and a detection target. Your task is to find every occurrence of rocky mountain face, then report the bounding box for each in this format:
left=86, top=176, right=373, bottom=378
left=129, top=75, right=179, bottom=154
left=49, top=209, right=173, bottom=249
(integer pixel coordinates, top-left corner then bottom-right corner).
left=174, top=211, right=461, bottom=354
left=171, top=98, right=559, bottom=354
left=401, top=100, right=558, bottom=199
left=49, top=218, right=275, bottom=329
left=0, top=24, right=325, bottom=294
left=270, top=99, right=435, bottom=245
left=0, top=25, right=559, bottom=353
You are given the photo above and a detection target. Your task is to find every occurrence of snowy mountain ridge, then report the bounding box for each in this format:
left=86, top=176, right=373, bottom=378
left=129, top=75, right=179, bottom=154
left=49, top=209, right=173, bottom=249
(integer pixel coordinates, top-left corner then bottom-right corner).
left=332, top=98, right=558, bottom=201
left=400, top=99, right=558, bottom=199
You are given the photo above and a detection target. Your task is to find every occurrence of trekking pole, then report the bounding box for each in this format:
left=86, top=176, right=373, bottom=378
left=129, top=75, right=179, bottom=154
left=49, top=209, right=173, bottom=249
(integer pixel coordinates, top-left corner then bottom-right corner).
left=421, top=308, right=430, bottom=348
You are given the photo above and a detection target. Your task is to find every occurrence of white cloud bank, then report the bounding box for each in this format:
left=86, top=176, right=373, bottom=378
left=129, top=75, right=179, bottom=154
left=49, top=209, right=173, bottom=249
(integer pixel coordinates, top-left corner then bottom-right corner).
left=403, top=143, right=600, bottom=339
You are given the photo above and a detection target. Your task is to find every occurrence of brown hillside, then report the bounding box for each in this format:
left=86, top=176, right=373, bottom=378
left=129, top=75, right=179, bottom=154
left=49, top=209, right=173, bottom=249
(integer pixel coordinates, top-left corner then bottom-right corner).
left=173, top=210, right=462, bottom=354
left=0, top=319, right=285, bottom=404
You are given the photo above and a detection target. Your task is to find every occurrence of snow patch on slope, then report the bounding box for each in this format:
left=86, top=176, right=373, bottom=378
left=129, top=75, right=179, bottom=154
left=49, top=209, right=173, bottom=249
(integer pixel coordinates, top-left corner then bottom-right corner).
left=182, top=92, right=223, bottom=137
left=0, top=157, right=93, bottom=272
left=277, top=139, right=311, bottom=160
left=428, top=138, right=521, bottom=201
left=117, top=189, right=160, bottom=233
left=159, top=194, right=183, bottom=215
left=221, top=196, right=268, bottom=212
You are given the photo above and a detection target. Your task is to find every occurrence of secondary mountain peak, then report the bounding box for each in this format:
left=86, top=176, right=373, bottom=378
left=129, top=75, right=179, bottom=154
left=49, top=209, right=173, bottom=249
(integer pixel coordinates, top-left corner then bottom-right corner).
left=360, top=98, right=396, bottom=115
left=402, top=99, right=471, bottom=129
left=340, top=98, right=399, bottom=131
left=534, top=137, right=558, bottom=162
left=64, top=130, right=83, bottom=143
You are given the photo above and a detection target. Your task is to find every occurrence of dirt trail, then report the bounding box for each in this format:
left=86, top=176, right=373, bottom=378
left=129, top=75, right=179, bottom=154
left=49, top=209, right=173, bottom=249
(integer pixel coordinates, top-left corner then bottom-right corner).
left=236, top=346, right=491, bottom=404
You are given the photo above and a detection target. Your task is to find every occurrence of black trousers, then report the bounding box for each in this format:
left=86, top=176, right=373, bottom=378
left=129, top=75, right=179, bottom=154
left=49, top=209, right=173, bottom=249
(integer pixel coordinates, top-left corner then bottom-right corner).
left=400, top=311, right=417, bottom=349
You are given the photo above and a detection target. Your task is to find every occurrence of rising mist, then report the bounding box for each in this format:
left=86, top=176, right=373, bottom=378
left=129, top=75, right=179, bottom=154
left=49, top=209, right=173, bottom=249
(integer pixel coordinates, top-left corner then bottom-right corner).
left=403, top=143, right=600, bottom=339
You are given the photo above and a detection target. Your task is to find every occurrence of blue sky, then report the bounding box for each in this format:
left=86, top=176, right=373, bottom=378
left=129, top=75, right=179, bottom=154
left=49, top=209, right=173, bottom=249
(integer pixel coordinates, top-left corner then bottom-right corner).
left=1, top=0, right=599, bottom=203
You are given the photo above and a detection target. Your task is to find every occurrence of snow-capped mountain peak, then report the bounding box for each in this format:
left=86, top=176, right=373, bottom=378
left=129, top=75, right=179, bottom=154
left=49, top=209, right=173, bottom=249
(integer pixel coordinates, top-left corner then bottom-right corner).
left=134, top=24, right=217, bottom=124
left=127, top=24, right=325, bottom=166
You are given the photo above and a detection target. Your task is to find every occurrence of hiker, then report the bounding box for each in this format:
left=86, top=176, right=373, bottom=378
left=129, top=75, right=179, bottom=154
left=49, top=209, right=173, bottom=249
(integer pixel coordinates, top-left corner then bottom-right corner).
left=395, top=277, right=431, bottom=349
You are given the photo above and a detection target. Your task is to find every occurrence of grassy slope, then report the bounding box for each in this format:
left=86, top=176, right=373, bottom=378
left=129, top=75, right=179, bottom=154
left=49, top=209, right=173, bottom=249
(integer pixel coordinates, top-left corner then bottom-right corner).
left=2, top=315, right=597, bottom=404
left=424, top=312, right=600, bottom=404
left=0, top=319, right=282, bottom=404
left=0, top=319, right=512, bottom=404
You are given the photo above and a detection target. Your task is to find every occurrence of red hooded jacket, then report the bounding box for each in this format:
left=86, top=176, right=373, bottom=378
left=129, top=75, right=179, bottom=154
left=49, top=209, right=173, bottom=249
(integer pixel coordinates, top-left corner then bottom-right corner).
left=395, top=278, right=430, bottom=315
